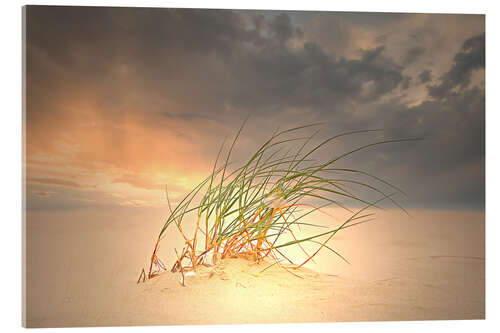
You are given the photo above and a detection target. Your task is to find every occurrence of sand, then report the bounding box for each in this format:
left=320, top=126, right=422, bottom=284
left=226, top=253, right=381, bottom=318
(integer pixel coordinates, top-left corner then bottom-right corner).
left=24, top=208, right=485, bottom=327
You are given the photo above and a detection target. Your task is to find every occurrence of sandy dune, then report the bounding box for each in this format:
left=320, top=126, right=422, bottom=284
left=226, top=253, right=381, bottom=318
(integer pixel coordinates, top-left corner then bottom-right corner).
left=24, top=208, right=484, bottom=327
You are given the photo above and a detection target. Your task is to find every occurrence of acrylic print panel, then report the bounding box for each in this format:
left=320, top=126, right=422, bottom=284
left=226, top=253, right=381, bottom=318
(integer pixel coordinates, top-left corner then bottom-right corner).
left=22, top=5, right=485, bottom=328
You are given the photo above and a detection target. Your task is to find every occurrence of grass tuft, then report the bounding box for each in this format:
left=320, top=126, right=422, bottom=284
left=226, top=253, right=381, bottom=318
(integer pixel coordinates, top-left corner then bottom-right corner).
left=140, top=122, right=419, bottom=283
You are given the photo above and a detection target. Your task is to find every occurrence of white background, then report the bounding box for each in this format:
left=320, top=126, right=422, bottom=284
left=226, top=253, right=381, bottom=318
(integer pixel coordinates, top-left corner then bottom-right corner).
left=1, top=0, right=498, bottom=332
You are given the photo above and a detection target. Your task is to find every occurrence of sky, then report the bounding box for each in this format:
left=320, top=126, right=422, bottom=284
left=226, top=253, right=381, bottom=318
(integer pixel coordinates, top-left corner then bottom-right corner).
left=24, top=6, right=485, bottom=211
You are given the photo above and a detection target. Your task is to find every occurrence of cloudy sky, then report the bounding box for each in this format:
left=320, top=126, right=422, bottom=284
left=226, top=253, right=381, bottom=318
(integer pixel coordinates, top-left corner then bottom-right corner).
left=25, top=6, right=485, bottom=211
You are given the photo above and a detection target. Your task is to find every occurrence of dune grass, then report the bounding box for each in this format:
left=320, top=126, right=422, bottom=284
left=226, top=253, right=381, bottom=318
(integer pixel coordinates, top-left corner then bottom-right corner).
left=141, top=121, right=418, bottom=285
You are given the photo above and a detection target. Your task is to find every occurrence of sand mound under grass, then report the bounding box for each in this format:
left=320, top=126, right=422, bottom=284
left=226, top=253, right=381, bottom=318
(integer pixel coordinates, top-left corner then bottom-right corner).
left=138, top=256, right=340, bottom=325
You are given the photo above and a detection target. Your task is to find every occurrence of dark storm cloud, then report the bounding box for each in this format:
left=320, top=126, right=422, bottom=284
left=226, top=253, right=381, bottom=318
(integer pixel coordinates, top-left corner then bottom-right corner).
left=403, top=46, right=425, bottom=65
left=342, top=84, right=484, bottom=209
left=27, top=6, right=407, bottom=121
left=26, top=6, right=485, bottom=210
left=226, top=41, right=407, bottom=112
left=418, top=69, right=432, bottom=84
left=428, top=33, right=485, bottom=99
left=401, top=76, right=412, bottom=90
left=267, top=13, right=299, bottom=42
left=318, top=11, right=411, bottom=26
left=318, top=29, right=484, bottom=209
left=389, top=87, right=484, bottom=209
